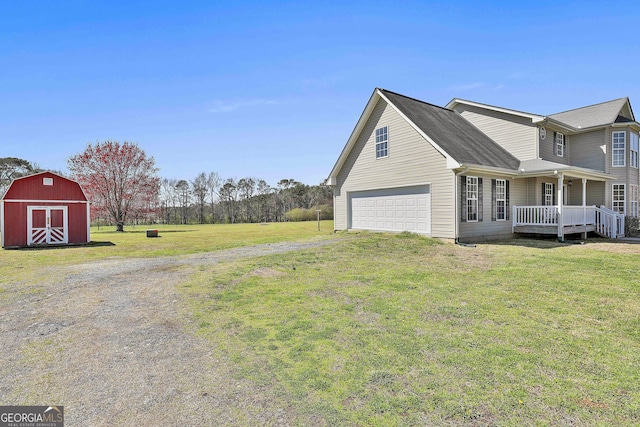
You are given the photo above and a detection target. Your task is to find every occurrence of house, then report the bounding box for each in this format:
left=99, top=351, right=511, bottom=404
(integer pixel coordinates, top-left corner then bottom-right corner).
left=1, top=171, right=91, bottom=248
left=327, top=88, right=638, bottom=242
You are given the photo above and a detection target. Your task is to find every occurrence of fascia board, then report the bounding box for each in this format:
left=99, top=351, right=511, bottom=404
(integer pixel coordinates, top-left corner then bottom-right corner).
left=454, top=163, right=519, bottom=177
left=445, top=98, right=544, bottom=122
left=378, top=90, right=453, bottom=162
left=626, top=97, right=636, bottom=121
left=515, top=167, right=613, bottom=181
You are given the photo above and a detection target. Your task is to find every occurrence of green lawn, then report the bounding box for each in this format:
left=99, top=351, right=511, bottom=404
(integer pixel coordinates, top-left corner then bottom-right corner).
left=182, top=232, right=640, bottom=426
left=0, top=221, right=334, bottom=289
left=2, top=223, right=639, bottom=425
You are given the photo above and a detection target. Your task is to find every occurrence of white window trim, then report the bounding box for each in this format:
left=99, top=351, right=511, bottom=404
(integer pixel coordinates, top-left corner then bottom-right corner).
left=555, top=132, right=565, bottom=158
left=630, top=184, right=639, bottom=217
left=630, top=132, right=639, bottom=169
left=612, top=183, right=626, bottom=215
left=466, top=176, right=478, bottom=223
left=612, top=131, right=626, bottom=167
left=375, top=126, right=388, bottom=159
left=544, top=183, right=553, bottom=206
left=496, top=179, right=506, bottom=221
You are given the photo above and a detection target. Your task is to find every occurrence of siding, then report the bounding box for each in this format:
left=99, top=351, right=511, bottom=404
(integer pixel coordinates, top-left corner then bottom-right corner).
left=604, top=127, right=640, bottom=212
left=458, top=175, right=527, bottom=242
left=453, top=105, right=537, bottom=160
left=334, top=98, right=455, bottom=238
left=539, top=125, right=570, bottom=165
left=570, top=129, right=606, bottom=171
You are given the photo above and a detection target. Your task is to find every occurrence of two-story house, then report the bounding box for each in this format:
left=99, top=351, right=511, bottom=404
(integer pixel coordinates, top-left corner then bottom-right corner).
left=327, top=88, right=638, bottom=242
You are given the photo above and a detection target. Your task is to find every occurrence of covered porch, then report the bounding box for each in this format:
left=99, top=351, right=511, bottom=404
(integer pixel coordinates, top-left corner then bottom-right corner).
left=510, top=162, right=623, bottom=239
left=513, top=204, right=624, bottom=239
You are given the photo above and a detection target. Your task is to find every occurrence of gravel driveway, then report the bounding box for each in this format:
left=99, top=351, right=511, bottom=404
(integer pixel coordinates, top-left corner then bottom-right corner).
left=0, top=239, right=337, bottom=426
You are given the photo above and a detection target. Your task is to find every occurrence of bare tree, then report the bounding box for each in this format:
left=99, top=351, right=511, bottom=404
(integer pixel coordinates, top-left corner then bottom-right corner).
left=192, top=172, right=208, bottom=224
left=219, top=178, right=238, bottom=223
left=207, top=171, right=220, bottom=223
left=256, top=179, right=272, bottom=222
left=175, top=180, right=191, bottom=224
left=237, top=177, right=256, bottom=222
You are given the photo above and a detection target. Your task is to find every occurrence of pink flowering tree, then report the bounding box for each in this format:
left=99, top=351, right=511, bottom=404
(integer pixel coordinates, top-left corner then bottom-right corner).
left=68, top=141, right=160, bottom=231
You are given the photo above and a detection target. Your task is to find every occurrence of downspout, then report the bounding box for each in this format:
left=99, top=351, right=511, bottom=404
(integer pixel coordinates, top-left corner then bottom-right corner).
left=454, top=166, right=469, bottom=244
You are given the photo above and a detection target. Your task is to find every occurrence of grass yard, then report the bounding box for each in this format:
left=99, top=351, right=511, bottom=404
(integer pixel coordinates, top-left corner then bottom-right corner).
left=182, top=232, right=640, bottom=426
left=0, top=221, right=334, bottom=288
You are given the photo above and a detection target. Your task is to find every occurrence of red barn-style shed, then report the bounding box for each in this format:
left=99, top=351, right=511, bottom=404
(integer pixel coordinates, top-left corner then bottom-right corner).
left=1, top=171, right=90, bottom=248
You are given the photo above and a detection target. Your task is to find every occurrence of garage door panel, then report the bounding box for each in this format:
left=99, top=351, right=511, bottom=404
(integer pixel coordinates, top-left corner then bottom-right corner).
left=349, top=186, right=431, bottom=234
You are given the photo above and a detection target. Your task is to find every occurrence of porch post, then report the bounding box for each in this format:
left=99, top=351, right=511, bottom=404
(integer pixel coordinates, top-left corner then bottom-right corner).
left=582, top=178, right=588, bottom=239
left=557, top=173, right=564, bottom=239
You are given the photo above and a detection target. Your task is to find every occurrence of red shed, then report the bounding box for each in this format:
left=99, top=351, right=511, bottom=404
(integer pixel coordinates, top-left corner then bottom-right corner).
left=1, top=171, right=90, bottom=248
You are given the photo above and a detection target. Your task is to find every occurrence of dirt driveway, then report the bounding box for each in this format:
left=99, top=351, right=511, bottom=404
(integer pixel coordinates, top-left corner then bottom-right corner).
left=0, top=239, right=336, bottom=426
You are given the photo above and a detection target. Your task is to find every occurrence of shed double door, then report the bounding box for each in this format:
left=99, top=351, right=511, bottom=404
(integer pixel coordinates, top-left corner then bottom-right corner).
left=27, top=206, right=68, bottom=245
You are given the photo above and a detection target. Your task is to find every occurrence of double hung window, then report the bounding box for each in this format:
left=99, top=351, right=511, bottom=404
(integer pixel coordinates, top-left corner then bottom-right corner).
left=375, top=126, right=388, bottom=159
left=495, top=179, right=506, bottom=221
left=613, top=131, right=626, bottom=167
left=466, top=176, right=479, bottom=222
left=555, top=132, right=565, bottom=157
left=630, top=132, right=639, bottom=169
left=613, top=184, right=625, bottom=214
left=630, top=185, right=639, bottom=217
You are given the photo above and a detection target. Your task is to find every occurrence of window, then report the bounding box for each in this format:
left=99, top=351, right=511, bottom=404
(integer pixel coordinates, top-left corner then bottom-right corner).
left=612, top=131, right=626, bottom=167
left=375, top=126, right=388, bottom=158
left=493, top=179, right=509, bottom=221
left=555, top=132, right=565, bottom=157
left=630, top=185, right=639, bottom=217
left=466, top=176, right=478, bottom=222
left=630, top=132, right=639, bottom=168
left=544, top=183, right=554, bottom=206
left=613, top=184, right=625, bottom=214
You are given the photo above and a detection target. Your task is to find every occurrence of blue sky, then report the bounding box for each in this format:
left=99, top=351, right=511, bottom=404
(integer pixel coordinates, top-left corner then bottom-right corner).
left=2, top=1, right=639, bottom=187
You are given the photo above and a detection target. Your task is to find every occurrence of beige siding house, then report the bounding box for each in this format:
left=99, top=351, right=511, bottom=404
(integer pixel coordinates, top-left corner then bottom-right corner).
left=328, top=89, right=639, bottom=242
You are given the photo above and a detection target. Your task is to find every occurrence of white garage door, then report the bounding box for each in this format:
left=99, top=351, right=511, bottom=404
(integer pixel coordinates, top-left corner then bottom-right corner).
left=349, top=185, right=431, bottom=234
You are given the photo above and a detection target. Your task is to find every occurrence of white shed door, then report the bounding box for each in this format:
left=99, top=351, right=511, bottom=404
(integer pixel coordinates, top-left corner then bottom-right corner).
left=350, top=186, right=431, bottom=234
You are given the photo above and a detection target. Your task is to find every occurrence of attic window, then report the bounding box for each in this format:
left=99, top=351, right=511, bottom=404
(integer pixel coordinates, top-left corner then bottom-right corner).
left=375, top=126, right=388, bottom=158
left=43, top=178, right=54, bottom=186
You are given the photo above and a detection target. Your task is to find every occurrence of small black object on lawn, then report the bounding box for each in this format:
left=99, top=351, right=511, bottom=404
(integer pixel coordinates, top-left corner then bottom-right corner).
left=146, top=229, right=159, bottom=238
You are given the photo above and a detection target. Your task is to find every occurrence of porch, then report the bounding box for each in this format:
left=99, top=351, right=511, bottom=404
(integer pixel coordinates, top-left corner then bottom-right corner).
left=513, top=205, right=625, bottom=239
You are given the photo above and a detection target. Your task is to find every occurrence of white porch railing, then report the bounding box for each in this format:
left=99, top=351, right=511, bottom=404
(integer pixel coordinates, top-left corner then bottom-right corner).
left=595, top=206, right=625, bottom=239
left=512, top=206, right=558, bottom=226
left=512, top=205, right=625, bottom=239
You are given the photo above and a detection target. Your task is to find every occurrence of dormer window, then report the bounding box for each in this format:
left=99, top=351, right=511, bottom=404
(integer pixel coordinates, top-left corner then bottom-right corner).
left=555, top=132, right=565, bottom=157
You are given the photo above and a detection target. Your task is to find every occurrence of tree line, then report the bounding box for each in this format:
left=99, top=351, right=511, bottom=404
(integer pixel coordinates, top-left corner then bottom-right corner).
left=158, top=174, right=332, bottom=225
left=3, top=141, right=332, bottom=230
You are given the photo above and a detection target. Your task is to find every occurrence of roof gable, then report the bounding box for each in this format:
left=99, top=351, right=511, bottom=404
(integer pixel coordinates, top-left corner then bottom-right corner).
left=2, top=171, right=88, bottom=201
left=379, top=89, right=520, bottom=170
left=327, top=89, right=521, bottom=184
left=548, top=98, right=632, bottom=129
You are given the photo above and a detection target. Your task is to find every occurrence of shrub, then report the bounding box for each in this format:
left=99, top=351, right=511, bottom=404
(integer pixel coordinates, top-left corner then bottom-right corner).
left=625, top=216, right=640, bottom=237
left=285, top=205, right=333, bottom=222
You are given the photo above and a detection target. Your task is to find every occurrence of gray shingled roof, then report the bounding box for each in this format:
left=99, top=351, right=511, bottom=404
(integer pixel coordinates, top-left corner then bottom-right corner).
left=548, top=98, right=629, bottom=129
left=380, top=89, right=520, bottom=170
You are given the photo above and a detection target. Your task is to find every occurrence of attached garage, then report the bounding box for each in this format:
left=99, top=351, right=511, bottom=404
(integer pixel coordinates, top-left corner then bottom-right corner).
left=349, top=185, right=431, bottom=234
